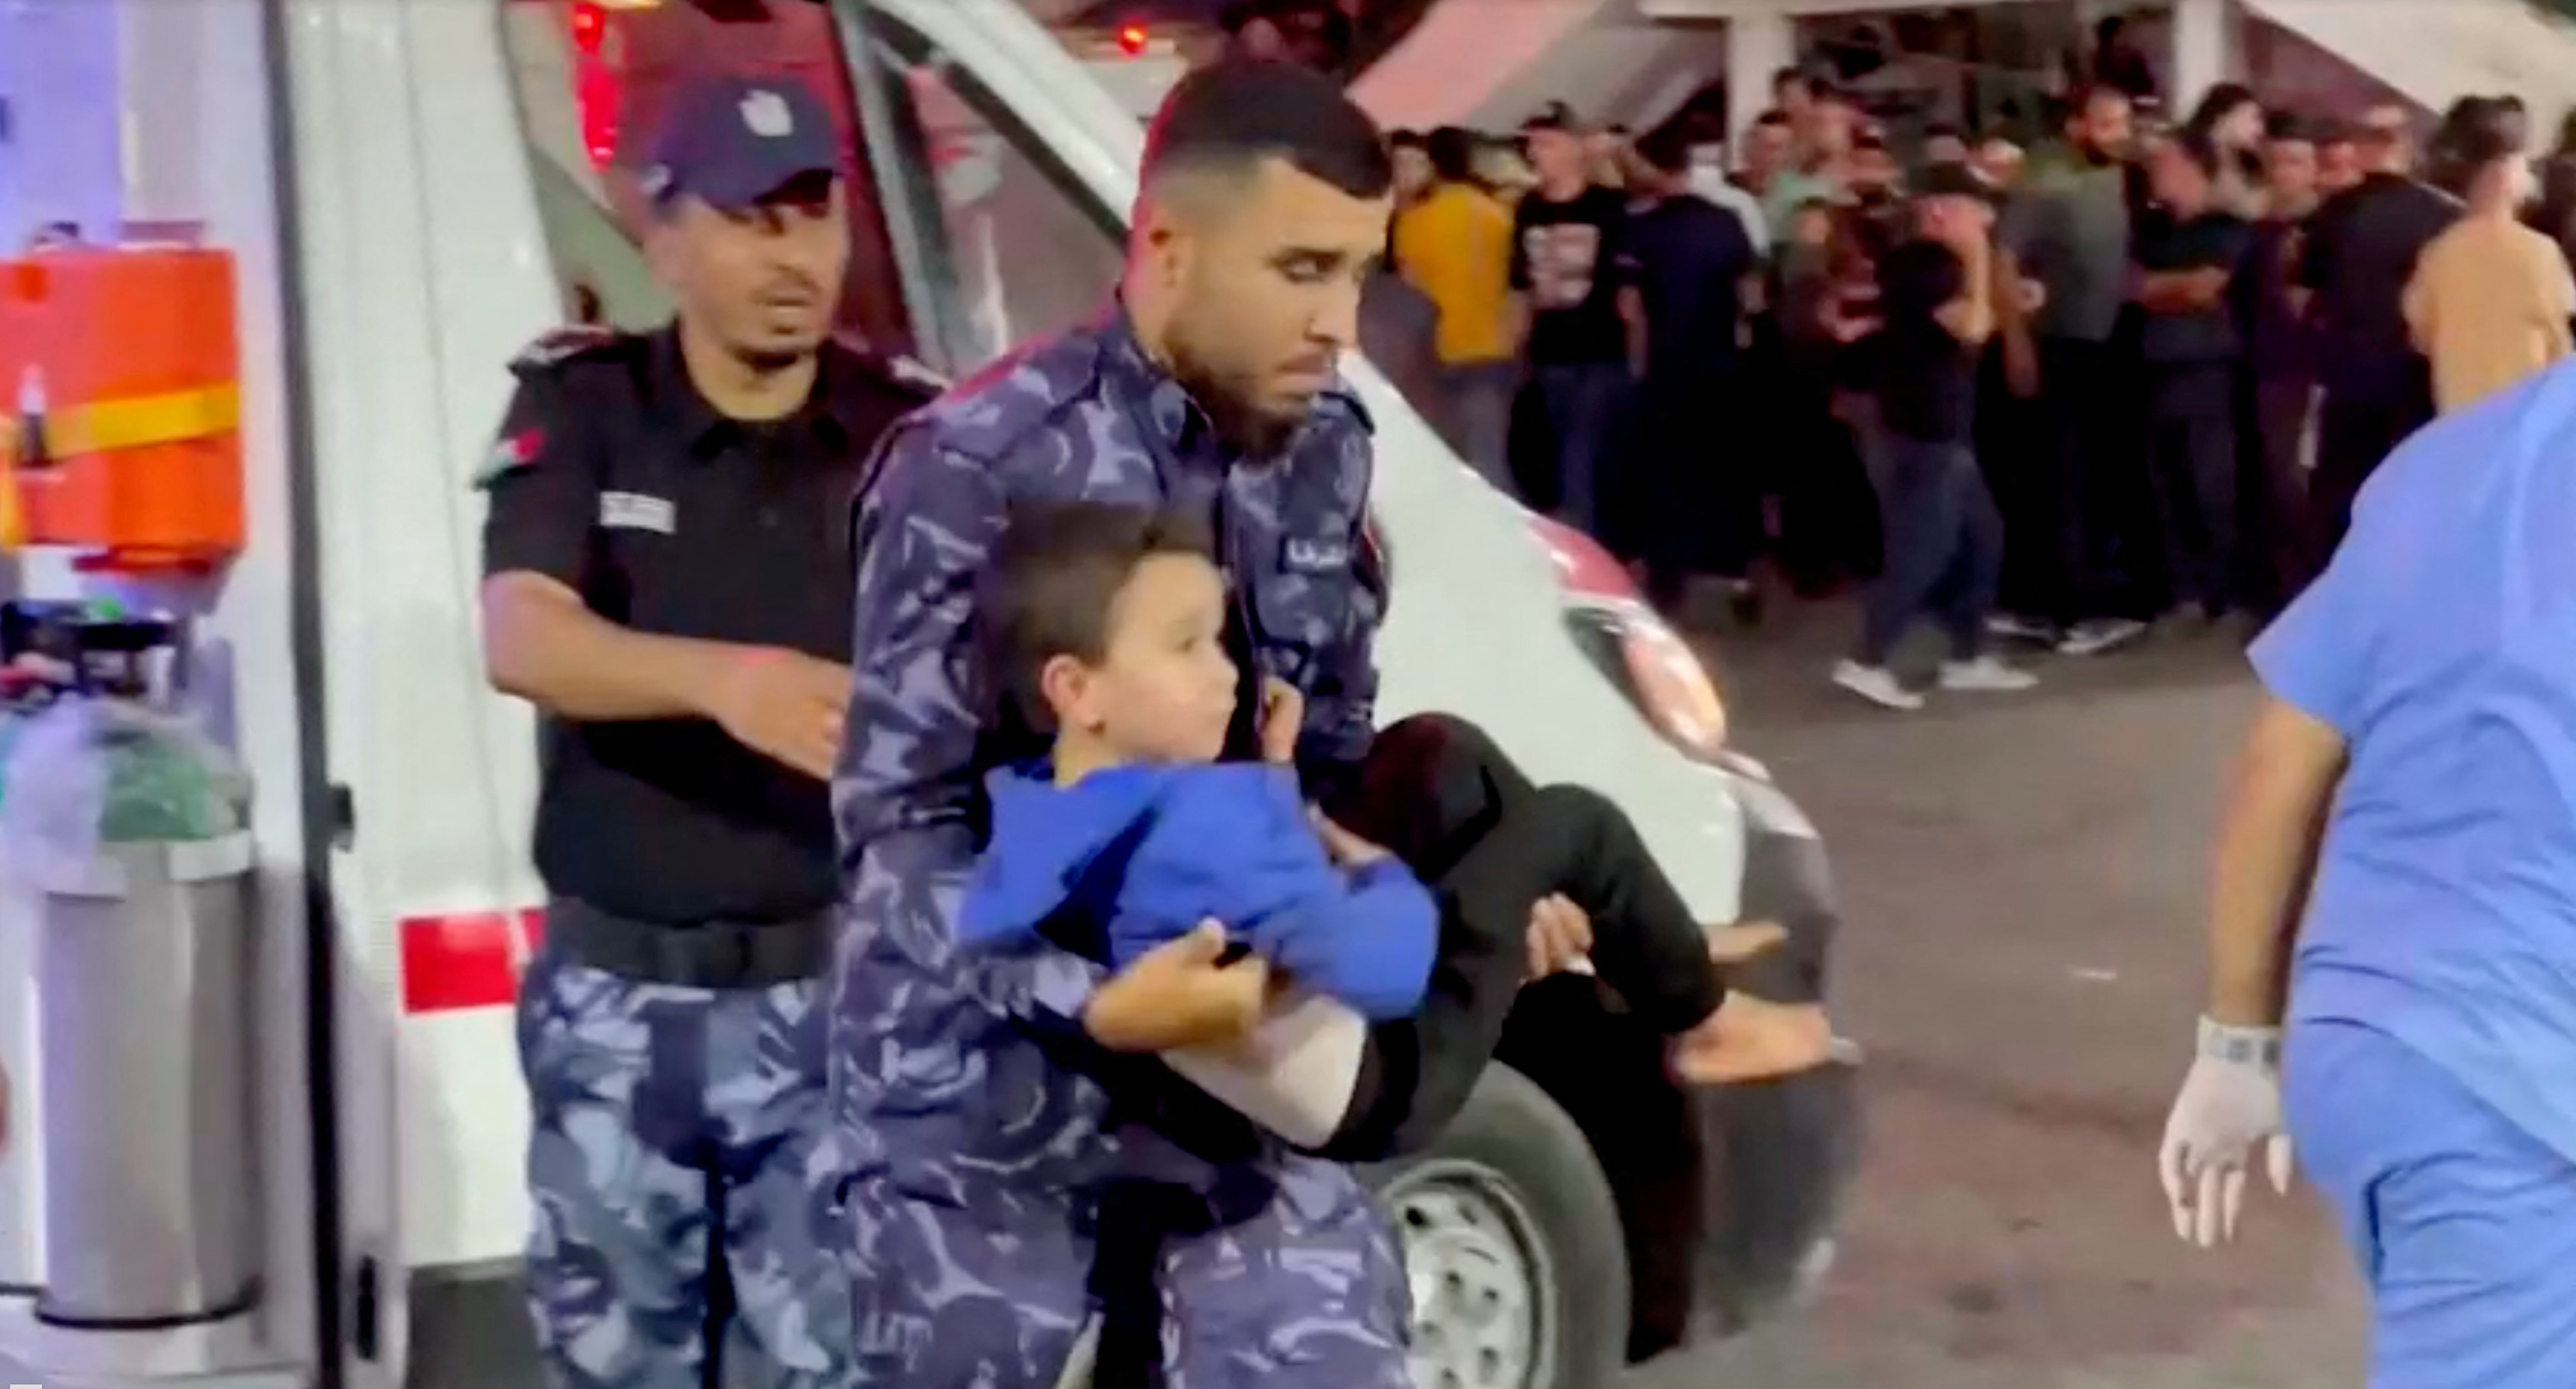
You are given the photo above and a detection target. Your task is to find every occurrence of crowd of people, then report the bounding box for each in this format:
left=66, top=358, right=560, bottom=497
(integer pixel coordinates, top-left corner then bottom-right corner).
left=1377, top=67, right=2576, bottom=711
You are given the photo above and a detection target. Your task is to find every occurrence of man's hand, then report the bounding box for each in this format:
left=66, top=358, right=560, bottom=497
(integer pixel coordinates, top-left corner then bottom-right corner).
left=1524, top=894, right=1593, bottom=980
left=2158, top=1019, right=2296, bottom=1247
left=1259, top=678, right=1304, bottom=766
left=1083, top=922, right=1272, bottom=1053
left=703, top=648, right=851, bottom=780
left=1672, top=993, right=1834, bottom=1084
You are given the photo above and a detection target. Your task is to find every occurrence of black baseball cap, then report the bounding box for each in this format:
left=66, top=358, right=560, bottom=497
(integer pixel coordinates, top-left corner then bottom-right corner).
left=639, top=74, right=841, bottom=211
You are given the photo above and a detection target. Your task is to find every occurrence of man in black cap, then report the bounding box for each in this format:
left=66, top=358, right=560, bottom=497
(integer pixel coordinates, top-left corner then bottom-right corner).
left=476, top=72, right=933, bottom=1389
left=1832, top=163, right=2040, bottom=710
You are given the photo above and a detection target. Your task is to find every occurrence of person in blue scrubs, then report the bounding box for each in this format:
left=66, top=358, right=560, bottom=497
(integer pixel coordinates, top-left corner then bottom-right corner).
left=2159, top=358, right=2576, bottom=1387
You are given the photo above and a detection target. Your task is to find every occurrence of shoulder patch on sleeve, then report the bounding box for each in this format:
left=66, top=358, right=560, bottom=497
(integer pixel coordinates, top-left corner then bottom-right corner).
left=475, top=425, right=552, bottom=489
left=509, top=324, right=625, bottom=377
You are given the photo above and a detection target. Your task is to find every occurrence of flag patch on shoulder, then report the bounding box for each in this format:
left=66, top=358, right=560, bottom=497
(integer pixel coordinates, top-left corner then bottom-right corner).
left=476, top=428, right=546, bottom=487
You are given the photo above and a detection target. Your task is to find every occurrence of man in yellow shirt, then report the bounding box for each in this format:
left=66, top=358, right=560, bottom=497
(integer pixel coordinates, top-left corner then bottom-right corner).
left=1392, top=127, right=1519, bottom=486
left=2407, top=104, right=2575, bottom=415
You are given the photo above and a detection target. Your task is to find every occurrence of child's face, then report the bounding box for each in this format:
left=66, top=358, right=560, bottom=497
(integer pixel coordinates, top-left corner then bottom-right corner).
left=1049, top=553, right=1239, bottom=765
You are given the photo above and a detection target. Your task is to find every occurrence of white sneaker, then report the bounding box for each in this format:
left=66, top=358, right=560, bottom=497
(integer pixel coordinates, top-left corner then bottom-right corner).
left=1939, top=656, right=2040, bottom=693
left=1986, top=612, right=2059, bottom=643
left=2056, top=617, right=2148, bottom=657
left=1832, top=661, right=1924, bottom=711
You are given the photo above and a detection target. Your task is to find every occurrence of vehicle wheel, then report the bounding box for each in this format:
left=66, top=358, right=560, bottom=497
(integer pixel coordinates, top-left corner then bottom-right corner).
left=1369, top=1065, right=1628, bottom=1389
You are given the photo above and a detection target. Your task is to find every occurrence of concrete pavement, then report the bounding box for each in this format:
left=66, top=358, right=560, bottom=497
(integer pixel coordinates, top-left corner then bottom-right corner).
left=1640, top=598, right=2368, bottom=1389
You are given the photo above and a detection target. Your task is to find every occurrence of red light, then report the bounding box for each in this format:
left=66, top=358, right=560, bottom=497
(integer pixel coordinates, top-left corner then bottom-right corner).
left=577, top=63, right=621, bottom=168
left=1117, top=23, right=1148, bottom=55
left=570, top=1, right=606, bottom=53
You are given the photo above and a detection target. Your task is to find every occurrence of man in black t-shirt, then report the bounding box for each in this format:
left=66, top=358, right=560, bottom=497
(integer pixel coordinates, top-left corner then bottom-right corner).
left=2298, top=105, right=2458, bottom=554
left=1619, top=124, right=1761, bottom=609
left=1832, top=164, right=2040, bottom=712
left=1512, top=103, right=1639, bottom=542
left=2135, top=131, right=2255, bottom=621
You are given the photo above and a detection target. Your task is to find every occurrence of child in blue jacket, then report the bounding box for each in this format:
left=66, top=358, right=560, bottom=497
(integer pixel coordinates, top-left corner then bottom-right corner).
left=960, top=499, right=1828, bottom=1158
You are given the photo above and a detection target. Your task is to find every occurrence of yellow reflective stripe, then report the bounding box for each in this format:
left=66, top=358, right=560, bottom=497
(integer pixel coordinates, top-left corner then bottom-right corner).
left=48, top=385, right=240, bottom=457
left=0, top=418, right=21, bottom=547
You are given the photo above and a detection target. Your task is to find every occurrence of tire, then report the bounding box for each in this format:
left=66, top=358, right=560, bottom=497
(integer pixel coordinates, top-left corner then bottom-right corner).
left=1367, top=1065, right=1629, bottom=1389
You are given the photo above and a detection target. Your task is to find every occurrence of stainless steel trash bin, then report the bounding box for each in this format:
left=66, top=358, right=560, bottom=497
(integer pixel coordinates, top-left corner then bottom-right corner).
left=29, top=831, right=259, bottom=1327
left=0, top=839, right=42, bottom=1300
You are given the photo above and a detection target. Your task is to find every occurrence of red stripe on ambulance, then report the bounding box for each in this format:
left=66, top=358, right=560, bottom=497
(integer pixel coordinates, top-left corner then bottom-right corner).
left=400, top=908, right=544, bottom=1015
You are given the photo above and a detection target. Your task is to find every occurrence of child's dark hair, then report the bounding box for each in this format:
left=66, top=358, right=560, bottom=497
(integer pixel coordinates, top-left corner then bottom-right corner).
left=976, top=499, right=1219, bottom=732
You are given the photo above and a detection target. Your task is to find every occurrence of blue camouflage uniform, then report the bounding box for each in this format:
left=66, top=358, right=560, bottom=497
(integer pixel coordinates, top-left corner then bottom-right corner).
left=517, top=950, right=848, bottom=1388
left=830, top=310, right=1412, bottom=1389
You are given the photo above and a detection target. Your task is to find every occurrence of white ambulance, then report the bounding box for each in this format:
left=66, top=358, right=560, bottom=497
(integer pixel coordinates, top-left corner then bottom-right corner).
left=0, top=1, right=1855, bottom=1387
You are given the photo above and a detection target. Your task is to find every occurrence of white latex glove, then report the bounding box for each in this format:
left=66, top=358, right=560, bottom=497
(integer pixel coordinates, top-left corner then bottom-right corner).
left=2157, top=1017, right=2296, bottom=1248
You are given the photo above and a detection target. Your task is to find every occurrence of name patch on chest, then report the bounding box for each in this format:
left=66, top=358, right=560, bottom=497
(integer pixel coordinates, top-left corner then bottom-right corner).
left=1279, top=536, right=1350, bottom=575
left=599, top=491, right=677, bottom=535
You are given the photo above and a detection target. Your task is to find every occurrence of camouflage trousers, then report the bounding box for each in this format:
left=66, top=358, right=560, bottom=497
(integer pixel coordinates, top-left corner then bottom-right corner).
left=842, top=1152, right=1413, bottom=1389
left=519, top=946, right=854, bottom=1389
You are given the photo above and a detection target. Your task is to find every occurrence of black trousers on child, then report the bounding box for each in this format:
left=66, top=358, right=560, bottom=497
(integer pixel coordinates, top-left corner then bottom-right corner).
left=1317, top=713, right=1725, bottom=1161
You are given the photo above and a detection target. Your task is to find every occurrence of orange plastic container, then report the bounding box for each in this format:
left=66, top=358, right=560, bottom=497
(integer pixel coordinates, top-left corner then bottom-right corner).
left=0, top=248, right=244, bottom=571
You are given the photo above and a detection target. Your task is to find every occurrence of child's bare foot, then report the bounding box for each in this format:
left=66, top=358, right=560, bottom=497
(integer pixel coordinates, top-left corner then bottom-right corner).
left=1707, top=920, right=1788, bottom=965
left=1672, top=993, right=1835, bottom=1084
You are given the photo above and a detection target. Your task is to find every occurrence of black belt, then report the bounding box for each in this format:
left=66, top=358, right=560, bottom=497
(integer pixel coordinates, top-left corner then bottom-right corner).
left=545, top=897, right=832, bottom=990
left=1083, top=1168, right=1277, bottom=1389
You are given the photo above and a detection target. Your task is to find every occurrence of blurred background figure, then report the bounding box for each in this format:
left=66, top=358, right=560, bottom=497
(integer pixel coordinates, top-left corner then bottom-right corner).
left=2406, top=99, right=2574, bottom=416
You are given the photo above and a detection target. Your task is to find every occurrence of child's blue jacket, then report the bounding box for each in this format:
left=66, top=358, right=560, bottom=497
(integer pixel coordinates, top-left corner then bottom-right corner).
left=959, top=760, right=1438, bottom=1021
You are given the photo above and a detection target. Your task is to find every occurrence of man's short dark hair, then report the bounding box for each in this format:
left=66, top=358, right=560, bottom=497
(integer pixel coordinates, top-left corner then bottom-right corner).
left=2264, top=109, right=2315, bottom=143
left=2433, top=99, right=2522, bottom=174
left=977, top=500, right=1220, bottom=733
left=1425, top=126, right=1477, bottom=183
left=1389, top=128, right=1425, bottom=150
left=1143, top=59, right=1391, bottom=201
left=1635, top=123, right=1693, bottom=176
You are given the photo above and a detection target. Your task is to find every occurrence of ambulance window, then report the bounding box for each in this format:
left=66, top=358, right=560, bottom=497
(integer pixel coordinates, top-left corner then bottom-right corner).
left=496, top=0, right=915, bottom=356
left=855, top=18, right=1127, bottom=378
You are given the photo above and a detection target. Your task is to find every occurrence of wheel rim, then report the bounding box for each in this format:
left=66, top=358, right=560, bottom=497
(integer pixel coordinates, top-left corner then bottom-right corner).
left=1383, top=1159, right=1556, bottom=1389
